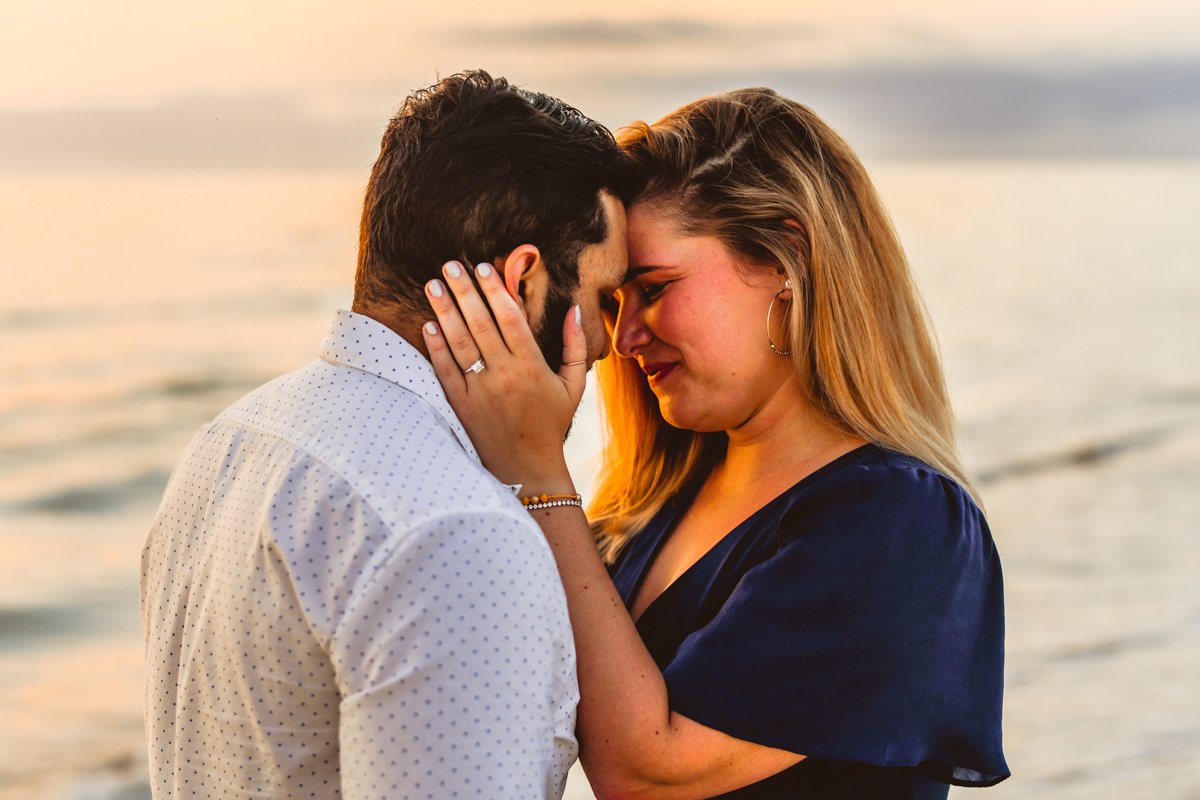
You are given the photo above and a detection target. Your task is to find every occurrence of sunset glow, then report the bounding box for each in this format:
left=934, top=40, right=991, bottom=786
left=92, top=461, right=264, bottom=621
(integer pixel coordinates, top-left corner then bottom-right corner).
left=1, top=0, right=1198, bottom=110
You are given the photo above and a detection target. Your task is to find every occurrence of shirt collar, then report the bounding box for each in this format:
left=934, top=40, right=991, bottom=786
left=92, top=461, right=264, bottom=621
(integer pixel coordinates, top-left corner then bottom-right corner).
left=318, top=308, right=480, bottom=463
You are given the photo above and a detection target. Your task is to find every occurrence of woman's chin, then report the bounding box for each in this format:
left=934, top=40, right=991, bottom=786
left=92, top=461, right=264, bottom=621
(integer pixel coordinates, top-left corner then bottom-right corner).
left=657, top=399, right=693, bottom=431
left=658, top=401, right=726, bottom=434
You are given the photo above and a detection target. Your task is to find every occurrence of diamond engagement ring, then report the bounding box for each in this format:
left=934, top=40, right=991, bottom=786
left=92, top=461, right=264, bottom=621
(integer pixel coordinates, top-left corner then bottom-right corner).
left=462, top=359, right=486, bottom=375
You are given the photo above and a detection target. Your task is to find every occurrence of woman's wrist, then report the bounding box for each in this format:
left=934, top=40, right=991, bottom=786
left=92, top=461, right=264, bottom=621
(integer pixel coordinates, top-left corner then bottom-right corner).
left=497, top=454, right=575, bottom=497
left=513, top=476, right=578, bottom=504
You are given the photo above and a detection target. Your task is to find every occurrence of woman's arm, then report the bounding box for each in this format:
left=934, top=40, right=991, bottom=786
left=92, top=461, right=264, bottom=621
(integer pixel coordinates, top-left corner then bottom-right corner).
left=420, top=262, right=803, bottom=800
left=528, top=501, right=803, bottom=800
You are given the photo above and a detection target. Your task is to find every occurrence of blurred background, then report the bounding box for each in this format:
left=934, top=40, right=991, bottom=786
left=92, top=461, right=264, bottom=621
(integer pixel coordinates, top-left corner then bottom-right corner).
left=1, top=1, right=1198, bottom=798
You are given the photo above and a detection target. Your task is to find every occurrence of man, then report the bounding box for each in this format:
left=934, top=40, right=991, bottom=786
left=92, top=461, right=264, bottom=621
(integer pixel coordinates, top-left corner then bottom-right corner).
left=141, top=70, right=631, bottom=799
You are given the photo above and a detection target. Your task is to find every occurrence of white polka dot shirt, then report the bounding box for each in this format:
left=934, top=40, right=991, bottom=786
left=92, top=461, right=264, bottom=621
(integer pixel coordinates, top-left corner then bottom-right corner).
left=141, top=309, right=579, bottom=800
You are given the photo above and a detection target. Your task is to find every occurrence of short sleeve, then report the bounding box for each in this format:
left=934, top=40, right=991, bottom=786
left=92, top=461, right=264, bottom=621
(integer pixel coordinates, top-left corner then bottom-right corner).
left=660, top=458, right=1009, bottom=786
left=289, top=501, right=579, bottom=800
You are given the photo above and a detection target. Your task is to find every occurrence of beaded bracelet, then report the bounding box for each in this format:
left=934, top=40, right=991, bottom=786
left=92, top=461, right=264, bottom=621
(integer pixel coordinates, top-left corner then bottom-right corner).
left=521, top=493, right=583, bottom=511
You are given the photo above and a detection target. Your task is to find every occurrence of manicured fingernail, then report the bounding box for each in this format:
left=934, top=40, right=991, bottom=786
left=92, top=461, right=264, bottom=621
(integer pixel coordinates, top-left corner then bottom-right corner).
left=424, top=321, right=438, bottom=336
left=444, top=261, right=462, bottom=279
left=477, top=262, right=492, bottom=278
left=574, top=305, right=582, bottom=326
left=428, top=280, right=444, bottom=298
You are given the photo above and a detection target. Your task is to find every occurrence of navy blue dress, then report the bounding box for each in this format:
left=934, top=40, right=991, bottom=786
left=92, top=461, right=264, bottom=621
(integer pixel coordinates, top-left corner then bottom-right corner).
left=610, top=444, right=1009, bottom=799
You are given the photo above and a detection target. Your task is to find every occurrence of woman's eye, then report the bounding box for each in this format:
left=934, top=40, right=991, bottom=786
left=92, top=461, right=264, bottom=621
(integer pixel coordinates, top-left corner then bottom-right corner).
left=640, top=282, right=669, bottom=302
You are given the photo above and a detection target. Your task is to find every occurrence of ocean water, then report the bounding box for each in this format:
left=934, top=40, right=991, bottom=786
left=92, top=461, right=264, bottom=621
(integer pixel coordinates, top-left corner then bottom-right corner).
left=0, top=162, right=1196, bottom=799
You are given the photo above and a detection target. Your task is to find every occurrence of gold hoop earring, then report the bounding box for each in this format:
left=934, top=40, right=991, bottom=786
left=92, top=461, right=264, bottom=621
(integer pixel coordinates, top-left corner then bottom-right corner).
left=767, top=278, right=792, bottom=357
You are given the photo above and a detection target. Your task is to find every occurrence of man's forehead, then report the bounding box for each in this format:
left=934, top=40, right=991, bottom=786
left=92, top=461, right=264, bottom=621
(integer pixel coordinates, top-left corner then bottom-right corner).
left=600, top=190, right=628, bottom=239
left=582, top=192, right=628, bottom=285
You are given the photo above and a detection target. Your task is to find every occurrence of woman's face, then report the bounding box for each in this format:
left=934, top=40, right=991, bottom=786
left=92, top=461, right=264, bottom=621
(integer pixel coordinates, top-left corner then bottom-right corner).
left=611, top=203, right=797, bottom=433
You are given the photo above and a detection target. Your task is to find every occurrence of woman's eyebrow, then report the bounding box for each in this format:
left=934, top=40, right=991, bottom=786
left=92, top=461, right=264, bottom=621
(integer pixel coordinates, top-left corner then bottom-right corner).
left=621, top=265, right=670, bottom=282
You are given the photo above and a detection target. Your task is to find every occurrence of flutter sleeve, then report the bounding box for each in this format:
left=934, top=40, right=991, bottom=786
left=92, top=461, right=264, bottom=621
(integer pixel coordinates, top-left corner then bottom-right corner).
left=660, top=456, right=1009, bottom=786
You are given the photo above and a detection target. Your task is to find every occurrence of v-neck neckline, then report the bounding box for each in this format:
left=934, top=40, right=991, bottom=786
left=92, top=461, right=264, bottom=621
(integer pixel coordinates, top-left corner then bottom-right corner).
left=626, top=444, right=877, bottom=626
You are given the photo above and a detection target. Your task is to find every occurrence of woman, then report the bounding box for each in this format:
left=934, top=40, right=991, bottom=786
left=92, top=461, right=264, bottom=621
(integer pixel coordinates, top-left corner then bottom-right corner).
left=421, top=88, right=1008, bottom=799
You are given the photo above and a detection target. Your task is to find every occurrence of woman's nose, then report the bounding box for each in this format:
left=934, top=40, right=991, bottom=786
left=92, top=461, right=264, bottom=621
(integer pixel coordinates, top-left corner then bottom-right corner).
left=612, top=300, right=651, bottom=358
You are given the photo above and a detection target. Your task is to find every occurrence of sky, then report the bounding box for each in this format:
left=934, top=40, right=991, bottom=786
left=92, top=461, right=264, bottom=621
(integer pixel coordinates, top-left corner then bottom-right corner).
left=2, top=0, right=1199, bottom=162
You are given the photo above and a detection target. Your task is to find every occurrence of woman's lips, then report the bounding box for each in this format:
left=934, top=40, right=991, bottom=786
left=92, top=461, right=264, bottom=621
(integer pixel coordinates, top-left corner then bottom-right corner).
left=641, top=361, right=678, bottom=384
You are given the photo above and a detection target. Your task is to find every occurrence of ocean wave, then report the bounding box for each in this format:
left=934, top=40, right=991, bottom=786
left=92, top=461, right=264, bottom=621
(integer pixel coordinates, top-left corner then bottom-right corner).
left=3, top=470, right=170, bottom=515
left=63, top=777, right=151, bottom=800
left=0, top=586, right=139, bottom=654
left=975, top=425, right=1175, bottom=485
left=0, top=291, right=332, bottom=332
left=0, top=375, right=270, bottom=468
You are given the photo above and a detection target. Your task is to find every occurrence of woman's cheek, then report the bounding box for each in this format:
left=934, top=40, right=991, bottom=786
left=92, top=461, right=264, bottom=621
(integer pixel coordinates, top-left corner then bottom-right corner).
left=648, top=300, right=690, bottom=345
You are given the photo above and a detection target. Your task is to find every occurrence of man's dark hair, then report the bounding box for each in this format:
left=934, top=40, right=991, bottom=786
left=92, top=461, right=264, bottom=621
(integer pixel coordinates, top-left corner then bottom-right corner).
left=353, top=70, right=633, bottom=322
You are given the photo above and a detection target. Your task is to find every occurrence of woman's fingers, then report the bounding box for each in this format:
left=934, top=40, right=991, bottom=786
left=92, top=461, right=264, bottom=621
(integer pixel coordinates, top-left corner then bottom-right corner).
left=425, top=270, right=484, bottom=373
left=442, top=261, right=509, bottom=359
left=558, top=305, right=588, bottom=406
left=471, top=260, right=543, bottom=362
left=420, top=321, right=467, bottom=400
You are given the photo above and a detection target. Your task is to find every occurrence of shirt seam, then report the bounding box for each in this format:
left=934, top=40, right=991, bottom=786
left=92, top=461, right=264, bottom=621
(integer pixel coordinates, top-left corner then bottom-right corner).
left=211, top=413, right=521, bottom=530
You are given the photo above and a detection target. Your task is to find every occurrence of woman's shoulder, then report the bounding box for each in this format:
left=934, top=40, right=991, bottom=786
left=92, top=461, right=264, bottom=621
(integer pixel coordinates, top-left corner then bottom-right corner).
left=778, top=444, right=988, bottom=550
left=791, top=443, right=979, bottom=510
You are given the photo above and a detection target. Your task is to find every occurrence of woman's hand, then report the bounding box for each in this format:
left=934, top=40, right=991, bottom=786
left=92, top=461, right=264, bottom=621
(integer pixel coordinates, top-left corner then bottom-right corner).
left=420, top=259, right=584, bottom=490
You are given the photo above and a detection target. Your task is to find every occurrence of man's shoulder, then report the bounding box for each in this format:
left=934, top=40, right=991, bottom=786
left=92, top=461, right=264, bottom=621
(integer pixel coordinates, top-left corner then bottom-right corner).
left=204, top=358, right=523, bottom=531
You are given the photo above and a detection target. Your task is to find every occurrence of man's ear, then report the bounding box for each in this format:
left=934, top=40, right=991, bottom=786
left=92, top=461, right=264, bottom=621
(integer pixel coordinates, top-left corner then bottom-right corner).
left=493, top=244, right=549, bottom=325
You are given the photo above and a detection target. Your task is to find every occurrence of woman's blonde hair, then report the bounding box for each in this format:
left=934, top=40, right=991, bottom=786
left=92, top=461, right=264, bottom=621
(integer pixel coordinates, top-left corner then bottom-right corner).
left=589, top=87, right=977, bottom=563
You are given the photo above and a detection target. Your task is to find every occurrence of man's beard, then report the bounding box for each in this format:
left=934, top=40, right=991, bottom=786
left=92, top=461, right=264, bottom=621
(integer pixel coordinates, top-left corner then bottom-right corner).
left=533, top=283, right=576, bottom=373
left=533, top=283, right=580, bottom=442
